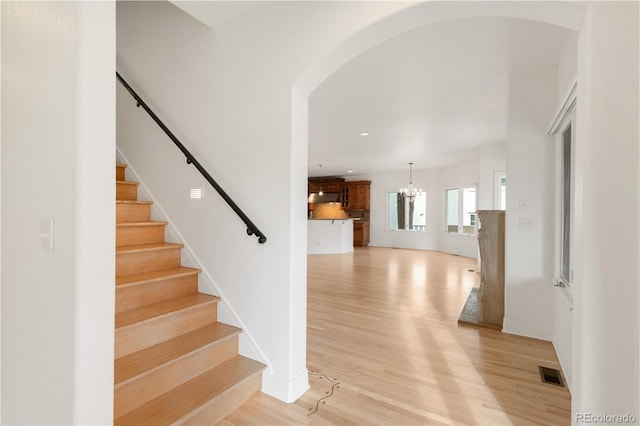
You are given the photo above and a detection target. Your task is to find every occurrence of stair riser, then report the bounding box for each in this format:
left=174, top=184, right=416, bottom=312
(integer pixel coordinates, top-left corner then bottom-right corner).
left=116, top=248, right=181, bottom=277
left=116, top=166, right=126, bottom=181
left=116, top=225, right=166, bottom=247
left=117, top=183, right=138, bottom=201
left=116, top=274, right=199, bottom=313
left=179, top=373, right=262, bottom=426
left=115, top=303, right=218, bottom=358
left=115, top=335, right=239, bottom=418
left=113, top=164, right=263, bottom=425
left=117, top=203, right=151, bottom=223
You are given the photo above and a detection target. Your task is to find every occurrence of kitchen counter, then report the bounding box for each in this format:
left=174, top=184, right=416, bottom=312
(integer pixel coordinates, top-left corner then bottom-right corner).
left=307, top=218, right=353, bottom=254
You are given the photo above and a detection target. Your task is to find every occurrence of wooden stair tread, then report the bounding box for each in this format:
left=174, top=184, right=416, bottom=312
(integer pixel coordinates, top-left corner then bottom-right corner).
left=116, top=221, right=168, bottom=228
left=115, top=294, right=219, bottom=330
left=116, top=242, right=183, bottom=255
left=116, top=200, right=152, bottom=205
left=115, top=323, right=241, bottom=385
left=116, top=266, right=200, bottom=287
left=113, top=162, right=263, bottom=421
left=114, top=356, right=265, bottom=426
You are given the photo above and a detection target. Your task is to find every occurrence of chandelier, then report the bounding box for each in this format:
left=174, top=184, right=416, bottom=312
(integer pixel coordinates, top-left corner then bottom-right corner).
left=400, top=162, right=423, bottom=200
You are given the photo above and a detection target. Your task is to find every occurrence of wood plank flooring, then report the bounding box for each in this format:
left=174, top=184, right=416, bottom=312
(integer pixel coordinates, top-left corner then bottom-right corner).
left=220, top=247, right=571, bottom=425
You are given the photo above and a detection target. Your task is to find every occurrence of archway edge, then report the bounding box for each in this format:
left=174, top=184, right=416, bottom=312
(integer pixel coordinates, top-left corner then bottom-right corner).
left=286, top=0, right=584, bottom=403
left=294, top=0, right=584, bottom=97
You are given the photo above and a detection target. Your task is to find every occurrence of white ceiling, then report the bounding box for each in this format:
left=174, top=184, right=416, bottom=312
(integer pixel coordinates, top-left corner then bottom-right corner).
left=171, top=1, right=261, bottom=29
left=308, top=16, right=571, bottom=177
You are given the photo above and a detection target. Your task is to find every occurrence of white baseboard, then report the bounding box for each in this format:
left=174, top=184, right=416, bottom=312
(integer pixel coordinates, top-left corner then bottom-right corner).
left=502, top=317, right=551, bottom=342
left=117, top=148, right=312, bottom=402
left=552, top=339, right=572, bottom=392
left=116, top=149, right=271, bottom=366
left=261, top=368, right=310, bottom=403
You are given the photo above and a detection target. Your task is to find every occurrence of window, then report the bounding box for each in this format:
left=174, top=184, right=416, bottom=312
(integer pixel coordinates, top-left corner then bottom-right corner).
left=550, top=95, right=576, bottom=292
left=560, top=124, right=572, bottom=285
left=445, top=187, right=476, bottom=235
left=388, top=191, right=427, bottom=231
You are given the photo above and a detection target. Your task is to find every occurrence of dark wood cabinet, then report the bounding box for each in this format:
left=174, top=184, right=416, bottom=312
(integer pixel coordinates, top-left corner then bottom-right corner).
left=341, top=180, right=371, bottom=211
left=308, top=178, right=344, bottom=194
left=353, top=221, right=370, bottom=247
left=309, top=178, right=371, bottom=247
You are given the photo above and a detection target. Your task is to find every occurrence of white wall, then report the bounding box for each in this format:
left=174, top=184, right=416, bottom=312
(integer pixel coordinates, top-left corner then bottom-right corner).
left=550, top=31, right=579, bottom=392
left=557, top=31, right=578, bottom=105
left=502, top=66, right=557, bottom=341
left=73, top=2, right=116, bottom=423
left=2, top=3, right=77, bottom=422
left=572, top=2, right=639, bottom=419
left=117, top=2, right=638, bottom=418
left=477, top=142, right=506, bottom=210
left=343, top=159, right=482, bottom=259
left=346, top=169, right=440, bottom=251
left=0, top=4, right=4, bottom=420
left=1, top=2, right=115, bottom=424
left=2, top=1, right=635, bottom=422
left=115, top=0, right=414, bottom=402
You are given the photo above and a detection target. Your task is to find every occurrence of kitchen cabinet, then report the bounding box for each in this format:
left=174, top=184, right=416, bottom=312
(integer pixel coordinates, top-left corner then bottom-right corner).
left=341, top=180, right=371, bottom=211
left=308, top=177, right=344, bottom=194
left=353, top=221, right=370, bottom=247
left=309, top=177, right=371, bottom=248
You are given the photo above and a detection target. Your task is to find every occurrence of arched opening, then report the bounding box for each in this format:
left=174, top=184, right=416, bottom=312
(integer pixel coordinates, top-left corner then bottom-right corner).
left=289, top=1, right=584, bottom=419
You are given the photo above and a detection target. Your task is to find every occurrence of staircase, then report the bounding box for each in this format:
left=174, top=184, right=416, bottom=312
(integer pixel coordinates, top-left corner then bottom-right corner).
left=114, top=163, right=265, bottom=425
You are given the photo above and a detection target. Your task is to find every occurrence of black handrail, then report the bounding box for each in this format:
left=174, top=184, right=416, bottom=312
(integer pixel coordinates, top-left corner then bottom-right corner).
left=116, top=72, right=267, bottom=244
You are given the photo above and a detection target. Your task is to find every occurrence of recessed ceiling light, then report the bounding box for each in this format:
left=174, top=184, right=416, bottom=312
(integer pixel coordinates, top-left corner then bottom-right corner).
left=359, top=132, right=369, bottom=137
left=347, top=170, right=353, bottom=173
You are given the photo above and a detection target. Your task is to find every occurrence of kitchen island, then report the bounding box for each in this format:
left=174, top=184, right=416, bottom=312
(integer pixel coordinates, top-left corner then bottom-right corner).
left=307, top=218, right=354, bottom=254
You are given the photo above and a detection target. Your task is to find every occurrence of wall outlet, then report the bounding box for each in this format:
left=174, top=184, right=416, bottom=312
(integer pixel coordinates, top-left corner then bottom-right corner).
left=519, top=217, right=533, bottom=229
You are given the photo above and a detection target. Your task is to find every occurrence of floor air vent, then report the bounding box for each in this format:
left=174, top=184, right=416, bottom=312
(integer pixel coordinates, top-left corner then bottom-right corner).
left=538, top=366, right=564, bottom=387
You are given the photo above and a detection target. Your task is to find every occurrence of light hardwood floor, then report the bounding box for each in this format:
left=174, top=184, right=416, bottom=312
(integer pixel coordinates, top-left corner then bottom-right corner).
left=220, top=247, right=571, bottom=425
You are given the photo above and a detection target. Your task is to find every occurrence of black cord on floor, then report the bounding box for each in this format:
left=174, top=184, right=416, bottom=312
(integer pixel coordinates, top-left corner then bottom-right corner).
left=307, top=371, right=341, bottom=416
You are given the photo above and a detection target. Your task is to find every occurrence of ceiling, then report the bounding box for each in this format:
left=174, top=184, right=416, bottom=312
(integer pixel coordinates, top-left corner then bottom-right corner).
left=171, top=1, right=261, bottom=29
left=308, top=16, right=571, bottom=177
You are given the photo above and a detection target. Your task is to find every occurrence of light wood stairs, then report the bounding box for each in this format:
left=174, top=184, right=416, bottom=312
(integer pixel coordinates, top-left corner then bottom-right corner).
left=115, top=163, right=265, bottom=425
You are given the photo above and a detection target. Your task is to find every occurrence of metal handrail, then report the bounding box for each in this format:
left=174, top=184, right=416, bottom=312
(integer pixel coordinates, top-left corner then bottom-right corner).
left=116, top=72, right=267, bottom=244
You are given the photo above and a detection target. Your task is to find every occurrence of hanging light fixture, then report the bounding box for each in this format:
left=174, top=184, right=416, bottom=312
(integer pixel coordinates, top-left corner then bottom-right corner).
left=400, top=162, right=423, bottom=200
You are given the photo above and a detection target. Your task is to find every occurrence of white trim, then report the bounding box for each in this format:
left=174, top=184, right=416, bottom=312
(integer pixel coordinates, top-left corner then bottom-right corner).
left=493, top=171, right=506, bottom=210
left=260, top=368, right=310, bottom=403
left=546, top=79, right=577, bottom=135
left=552, top=287, right=573, bottom=392
left=115, top=147, right=300, bottom=399
left=552, top=106, right=576, bottom=303
left=552, top=338, right=572, bottom=392
left=502, top=317, right=551, bottom=341
left=385, top=189, right=428, bottom=232
left=444, top=186, right=477, bottom=235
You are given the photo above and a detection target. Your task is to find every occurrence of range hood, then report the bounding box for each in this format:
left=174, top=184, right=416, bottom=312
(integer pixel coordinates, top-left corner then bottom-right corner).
left=308, top=192, right=340, bottom=203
